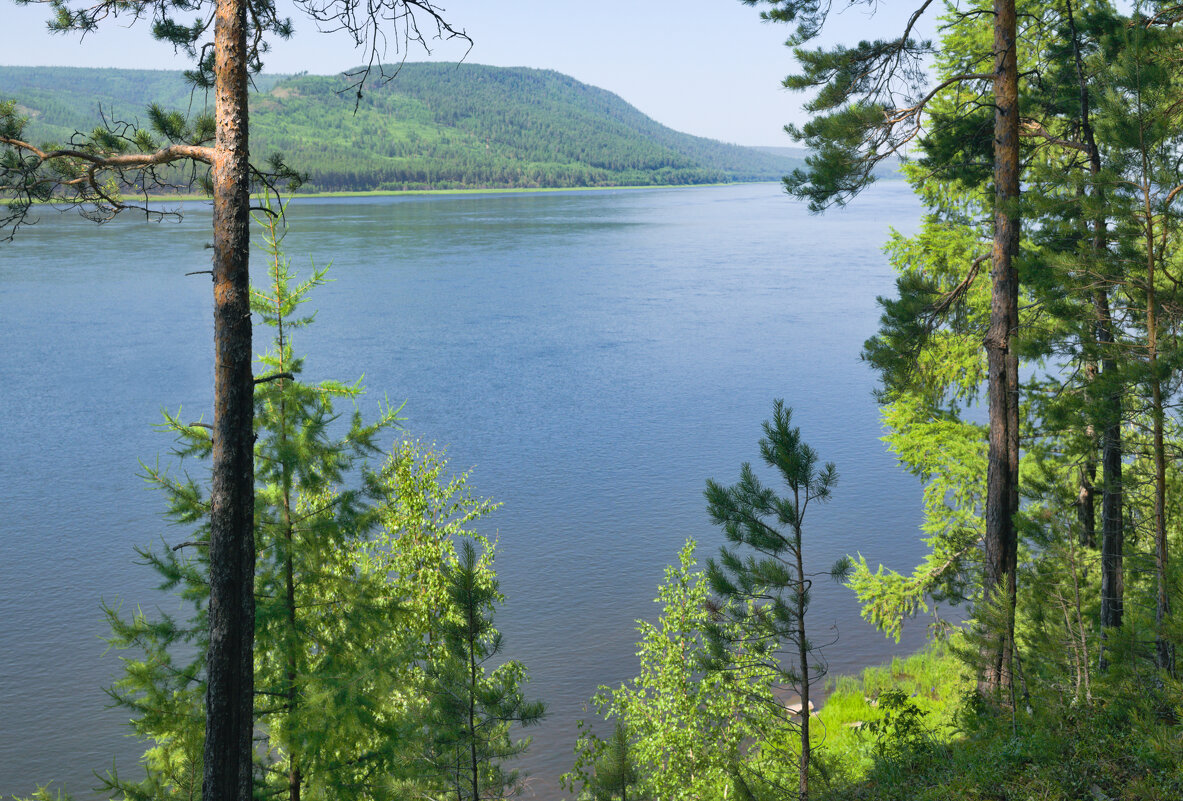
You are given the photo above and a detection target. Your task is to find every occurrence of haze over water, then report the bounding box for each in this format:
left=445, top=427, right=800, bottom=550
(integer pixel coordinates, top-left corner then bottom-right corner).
left=0, top=181, right=936, bottom=798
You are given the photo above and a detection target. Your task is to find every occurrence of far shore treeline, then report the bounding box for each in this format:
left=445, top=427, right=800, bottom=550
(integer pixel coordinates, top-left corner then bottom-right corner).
left=0, top=63, right=811, bottom=193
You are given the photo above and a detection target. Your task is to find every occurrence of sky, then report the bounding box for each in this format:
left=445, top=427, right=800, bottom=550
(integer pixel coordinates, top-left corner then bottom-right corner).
left=0, top=0, right=936, bottom=147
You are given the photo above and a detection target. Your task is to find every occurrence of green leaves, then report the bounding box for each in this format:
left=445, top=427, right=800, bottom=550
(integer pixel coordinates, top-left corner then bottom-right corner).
left=566, top=541, right=784, bottom=801
left=104, top=211, right=536, bottom=801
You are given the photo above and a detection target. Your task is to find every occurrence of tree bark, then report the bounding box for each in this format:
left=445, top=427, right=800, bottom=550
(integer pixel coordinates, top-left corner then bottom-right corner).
left=203, top=0, right=255, bottom=798
left=795, top=523, right=810, bottom=801
left=1069, top=4, right=1097, bottom=553
left=980, top=0, right=1020, bottom=698
left=1077, top=419, right=1096, bottom=548
left=1143, top=180, right=1173, bottom=673
left=1096, top=293, right=1123, bottom=664
left=1067, top=0, right=1123, bottom=647
left=469, top=604, right=480, bottom=801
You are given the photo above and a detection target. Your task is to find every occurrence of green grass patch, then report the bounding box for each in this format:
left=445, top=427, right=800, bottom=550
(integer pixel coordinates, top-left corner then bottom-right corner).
left=811, top=637, right=1183, bottom=800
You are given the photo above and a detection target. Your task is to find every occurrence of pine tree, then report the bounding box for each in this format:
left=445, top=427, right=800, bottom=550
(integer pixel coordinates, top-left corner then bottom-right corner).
left=421, top=538, right=545, bottom=801
left=743, top=0, right=1025, bottom=696
left=587, top=723, right=642, bottom=801
left=3, top=6, right=468, bottom=797
left=704, top=400, right=845, bottom=801
left=103, top=212, right=408, bottom=800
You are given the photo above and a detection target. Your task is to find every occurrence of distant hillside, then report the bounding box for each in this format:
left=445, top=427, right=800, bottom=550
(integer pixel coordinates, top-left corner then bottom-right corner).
left=1, top=64, right=803, bottom=192
left=755, top=145, right=905, bottom=181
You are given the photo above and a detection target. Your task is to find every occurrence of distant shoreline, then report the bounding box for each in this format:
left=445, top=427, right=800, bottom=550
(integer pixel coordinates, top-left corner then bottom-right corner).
left=5, top=180, right=778, bottom=208
left=141, top=180, right=771, bottom=203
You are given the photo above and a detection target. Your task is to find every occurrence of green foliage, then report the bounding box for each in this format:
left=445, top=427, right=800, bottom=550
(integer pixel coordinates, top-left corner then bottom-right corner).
left=564, top=542, right=786, bottom=801
left=419, top=539, right=545, bottom=801
left=11, top=786, right=74, bottom=801
left=98, top=211, right=539, bottom=801
left=847, top=397, right=986, bottom=642
left=583, top=723, right=643, bottom=801
left=816, top=643, right=1183, bottom=801
left=101, top=210, right=410, bottom=799
left=861, top=689, right=938, bottom=769
left=704, top=399, right=842, bottom=692
left=0, top=64, right=801, bottom=195
left=740, top=0, right=938, bottom=208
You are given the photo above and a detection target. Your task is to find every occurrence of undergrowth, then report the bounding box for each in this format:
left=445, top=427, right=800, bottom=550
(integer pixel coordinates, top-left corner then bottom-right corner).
left=810, top=638, right=1183, bottom=801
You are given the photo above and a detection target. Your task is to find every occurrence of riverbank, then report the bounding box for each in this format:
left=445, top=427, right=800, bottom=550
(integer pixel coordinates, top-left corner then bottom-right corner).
left=6, top=180, right=755, bottom=207
left=811, top=636, right=1183, bottom=800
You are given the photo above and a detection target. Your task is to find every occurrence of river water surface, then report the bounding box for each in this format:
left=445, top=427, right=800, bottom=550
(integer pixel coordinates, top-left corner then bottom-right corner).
left=1, top=182, right=940, bottom=798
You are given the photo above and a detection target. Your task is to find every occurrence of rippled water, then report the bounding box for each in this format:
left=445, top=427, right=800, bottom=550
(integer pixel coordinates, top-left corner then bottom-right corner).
left=0, top=182, right=935, bottom=798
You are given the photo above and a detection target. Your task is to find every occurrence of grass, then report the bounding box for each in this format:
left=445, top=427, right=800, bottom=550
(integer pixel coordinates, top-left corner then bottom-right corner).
left=808, top=637, right=1183, bottom=801
left=811, top=638, right=972, bottom=786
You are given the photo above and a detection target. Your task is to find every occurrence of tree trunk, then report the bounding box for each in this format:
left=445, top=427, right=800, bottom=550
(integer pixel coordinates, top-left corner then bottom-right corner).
left=286, top=506, right=301, bottom=801
left=1143, top=182, right=1173, bottom=674
left=203, top=0, right=255, bottom=798
left=1067, top=0, right=1124, bottom=662
left=794, top=513, right=810, bottom=801
left=469, top=604, right=480, bottom=801
left=1095, top=298, right=1121, bottom=673
left=1077, top=418, right=1096, bottom=548
left=980, top=0, right=1020, bottom=698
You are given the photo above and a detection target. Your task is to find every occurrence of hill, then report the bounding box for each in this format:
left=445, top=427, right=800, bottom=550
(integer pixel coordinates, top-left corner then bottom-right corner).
left=1, top=64, right=803, bottom=192
left=755, top=145, right=905, bottom=181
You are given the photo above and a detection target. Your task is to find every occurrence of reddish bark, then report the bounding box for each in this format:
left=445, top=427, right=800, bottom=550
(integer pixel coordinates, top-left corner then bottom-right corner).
left=203, top=0, right=256, bottom=798
left=980, top=0, right=1020, bottom=698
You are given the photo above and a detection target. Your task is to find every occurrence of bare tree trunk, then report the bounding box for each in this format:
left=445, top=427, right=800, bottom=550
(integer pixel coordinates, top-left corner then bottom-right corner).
left=1068, top=0, right=1125, bottom=658
left=1142, top=179, right=1173, bottom=674
left=1096, top=285, right=1123, bottom=663
left=468, top=600, right=480, bottom=801
left=981, top=0, right=1020, bottom=698
left=1078, top=416, right=1097, bottom=548
left=795, top=524, right=810, bottom=801
left=1098, top=299, right=1124, bottom=649
left=203, top=0, right=255, bottom=798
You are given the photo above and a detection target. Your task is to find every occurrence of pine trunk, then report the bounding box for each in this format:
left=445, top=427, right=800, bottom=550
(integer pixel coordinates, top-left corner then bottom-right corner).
left=1077, top=419, right=1096, bottom=548
left=1144, top=185, right=1173, bottom=673
left=796, top=538, right=810, bottom=801
left=981, top=0, right=1020, bottom=698
left=1069, top=7, right=1125, bottom=652
left=203, top=0, right=255, bottom=798
left=1069, top=10, right=1100, bottom=553
left=1096, top=280, right=1122, bottom=654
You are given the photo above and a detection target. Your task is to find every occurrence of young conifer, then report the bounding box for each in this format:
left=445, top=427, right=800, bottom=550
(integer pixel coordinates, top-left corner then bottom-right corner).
left=704, top=400, right=846, bottom=801
left=102, top=210, right=405, bottom=800
left=419, top=538, right=545, bottom=801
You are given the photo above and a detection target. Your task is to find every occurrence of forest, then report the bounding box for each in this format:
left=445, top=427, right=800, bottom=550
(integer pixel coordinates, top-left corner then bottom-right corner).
left=5, top=0, right=1183, bottom=797
left=0, top=64, right=800, bottom=192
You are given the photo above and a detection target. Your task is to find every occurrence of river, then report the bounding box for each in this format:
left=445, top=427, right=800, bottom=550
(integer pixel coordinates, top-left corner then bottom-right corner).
left=0, top=181, right=938, bottom=798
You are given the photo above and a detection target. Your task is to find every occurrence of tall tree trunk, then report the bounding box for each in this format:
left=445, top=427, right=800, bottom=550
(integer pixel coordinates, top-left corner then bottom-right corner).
left=1078, top=418, right=1097, bottom=549
left=469, top=602, right=480, bottom=801
left=1143, top=179, right=1173, bottom=674
left=795, top=519, right=810, bottom=801
left=286, top=507, right=301, bottom=801
left=1069, top=64, right=1096, bottom=550
left=203, top=0, right=255, bottom=798
left=1098, top=288, right=1124, bottom=647
left=1067, top=0, right=1124, bottom=657
left=981, top=0, right=1020, bottom=698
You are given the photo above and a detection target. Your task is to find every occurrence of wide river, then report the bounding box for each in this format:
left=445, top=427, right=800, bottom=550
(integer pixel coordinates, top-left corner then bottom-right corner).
left=1, top=182, right=938, bottom=798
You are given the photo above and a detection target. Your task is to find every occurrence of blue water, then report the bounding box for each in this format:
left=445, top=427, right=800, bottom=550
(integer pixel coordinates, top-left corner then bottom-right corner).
left=0, top=182, right=934, bottom=798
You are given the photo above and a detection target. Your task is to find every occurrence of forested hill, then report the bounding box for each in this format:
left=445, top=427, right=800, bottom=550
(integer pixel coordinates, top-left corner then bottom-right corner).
left=1, top=64, right=803, bottom=192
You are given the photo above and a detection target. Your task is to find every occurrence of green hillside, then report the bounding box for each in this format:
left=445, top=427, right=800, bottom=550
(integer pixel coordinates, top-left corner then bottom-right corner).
left=1, top=64, right=801, bottom=192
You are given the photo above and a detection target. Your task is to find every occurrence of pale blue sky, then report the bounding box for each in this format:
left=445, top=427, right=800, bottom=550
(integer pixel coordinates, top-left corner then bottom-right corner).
left=0, top=0, right=935, bottom=146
